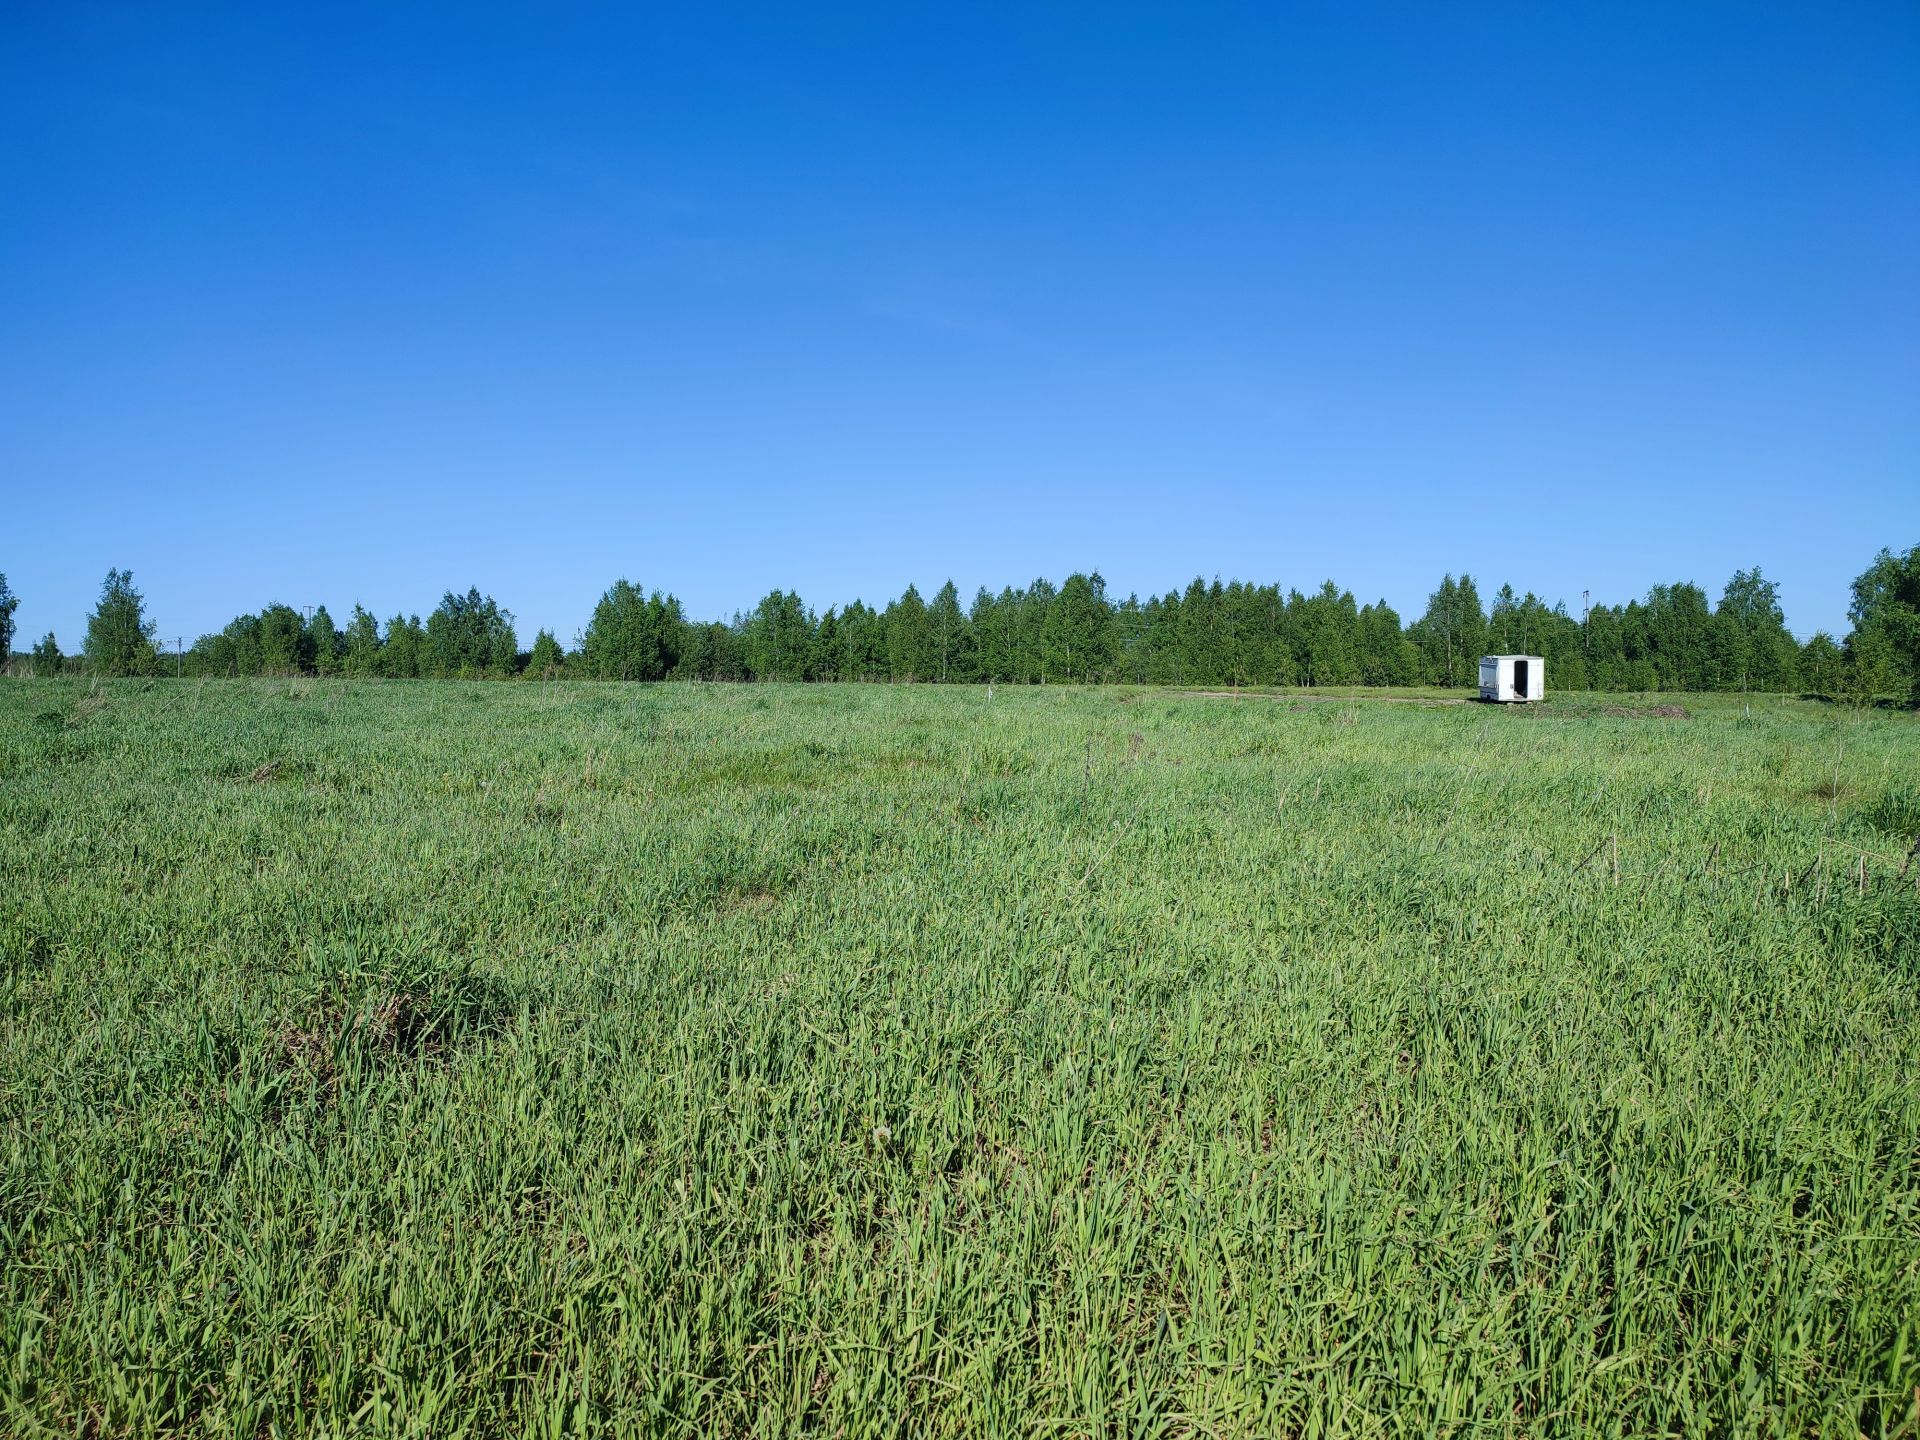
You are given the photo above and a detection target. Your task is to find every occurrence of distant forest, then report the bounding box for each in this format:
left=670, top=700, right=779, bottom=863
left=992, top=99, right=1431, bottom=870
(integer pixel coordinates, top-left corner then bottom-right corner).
left=4, top=545, right=1918, bottom=701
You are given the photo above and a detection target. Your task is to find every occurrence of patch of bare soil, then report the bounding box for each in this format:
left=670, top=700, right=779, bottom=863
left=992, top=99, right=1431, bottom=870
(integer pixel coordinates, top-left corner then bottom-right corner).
left=1593, top=703, right=1691, bottom=719
left=1533, top=701, right=1691, bottom=720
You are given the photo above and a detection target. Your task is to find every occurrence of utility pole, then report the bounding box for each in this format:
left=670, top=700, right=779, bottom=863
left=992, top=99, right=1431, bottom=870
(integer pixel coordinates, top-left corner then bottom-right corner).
left=175, top=637, right=182, bottom=679
left=1582, top=590, right=1590, bottom=659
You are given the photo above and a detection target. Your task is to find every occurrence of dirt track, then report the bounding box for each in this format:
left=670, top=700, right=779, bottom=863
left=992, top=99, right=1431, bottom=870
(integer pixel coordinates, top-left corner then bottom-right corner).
left=1173, top=690, right=1692, bottom=719
left=1177, top=689, right=1467, bottom=707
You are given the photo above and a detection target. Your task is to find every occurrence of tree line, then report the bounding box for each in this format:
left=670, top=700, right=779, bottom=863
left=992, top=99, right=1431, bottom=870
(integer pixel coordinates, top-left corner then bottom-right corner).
left=4, top=545, right=1918, bottom=702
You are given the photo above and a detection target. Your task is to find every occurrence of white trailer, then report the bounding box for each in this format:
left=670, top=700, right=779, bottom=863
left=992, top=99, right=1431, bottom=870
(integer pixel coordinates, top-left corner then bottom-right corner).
left=1479, top=654, right=1544, bottom=703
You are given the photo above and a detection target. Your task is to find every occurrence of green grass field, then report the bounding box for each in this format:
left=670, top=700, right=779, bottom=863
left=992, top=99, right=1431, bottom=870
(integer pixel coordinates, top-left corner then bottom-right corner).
left=3, top=680, right=1917, bottom=1437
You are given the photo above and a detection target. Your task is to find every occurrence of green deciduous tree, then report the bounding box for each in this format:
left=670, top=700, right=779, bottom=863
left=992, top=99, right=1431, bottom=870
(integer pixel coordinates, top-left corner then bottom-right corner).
left=675, top=620, right=748, bottom=681
left=1845, top=545, right=1920, bottom=705
left=885, top=585, right=932, bottom=682
left=309, top=605, right=341, bottom=676
left=1357, top=600, right=1416, bottom=685
left=0, top=573, right=18, bottom=662
left=1412, top=574, right=1487, bottom=687
left=929, top=580, right=972, bottom=683
left=1711, top=566, right=1798, bottom=693
left=426, top=589, right=517, bottom=677
left=810, top=608, right=840, bottom=682
left=526, top=628, right=564, bottom=679
left=1295, top=581, right=1361, bottom=685
left=187, top=613, right=260, bottom=676
left=383, top=615, right=425, bottom=678
left=1017, top=579, right=1057, bottom=683
left=969, top=588, right=1010, bottom=683
left=1175, top=578, right=1216, bottom=686
left=740, top=590, right=812, bottom=681
left=581, top=579, right=684, bottom=680
left=1641, top=582, right=1713, bottom=690
left=30, top=632, right=61, bottom=674
left=84, top=569, right=158, bottom=677
left=258, top=604, right=308, bottom=675
left=837, top=600, right=885, bottom=681
left=1048, top=572, right=1113, bottom=682
left=1798, top=632, right=1844, bottom=697
left=1847, top=627, right=1905, bottom=704
left=343, top=606, right=383, bottom=677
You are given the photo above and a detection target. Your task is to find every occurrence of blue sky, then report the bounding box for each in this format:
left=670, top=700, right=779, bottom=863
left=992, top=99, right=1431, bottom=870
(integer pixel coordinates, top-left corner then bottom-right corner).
left=4, top=2, right=1915, bottom=649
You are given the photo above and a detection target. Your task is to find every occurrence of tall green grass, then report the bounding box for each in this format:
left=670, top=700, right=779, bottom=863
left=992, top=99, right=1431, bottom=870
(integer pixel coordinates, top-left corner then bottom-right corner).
left=2, top=679, right=1916, bottom=1436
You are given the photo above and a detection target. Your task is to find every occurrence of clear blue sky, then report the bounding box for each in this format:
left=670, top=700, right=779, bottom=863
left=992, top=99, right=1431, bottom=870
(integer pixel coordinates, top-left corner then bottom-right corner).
left=4, top=2, right=1915, bottom=650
